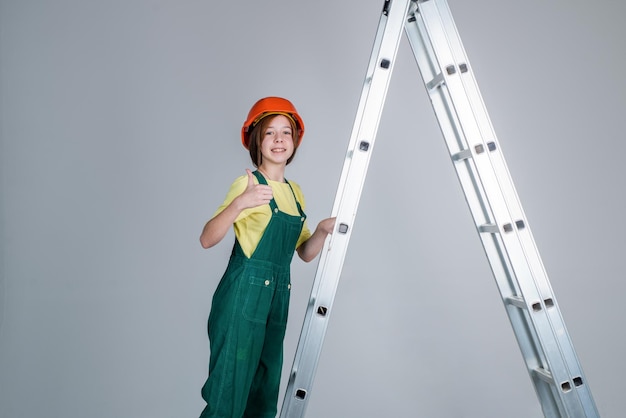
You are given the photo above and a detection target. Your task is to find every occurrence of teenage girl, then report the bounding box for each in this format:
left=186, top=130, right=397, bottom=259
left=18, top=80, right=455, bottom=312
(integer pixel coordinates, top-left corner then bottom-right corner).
left=199, top=97, right=335, bottom=417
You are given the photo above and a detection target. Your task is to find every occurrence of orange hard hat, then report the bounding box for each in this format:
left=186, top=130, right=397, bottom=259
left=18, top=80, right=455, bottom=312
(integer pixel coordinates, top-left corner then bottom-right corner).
left=241, top=97, right=305, bottom=149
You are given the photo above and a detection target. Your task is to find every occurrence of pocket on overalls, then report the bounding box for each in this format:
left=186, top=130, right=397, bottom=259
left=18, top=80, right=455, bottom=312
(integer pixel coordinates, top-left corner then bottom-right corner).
left=242, top=275, right=275, bottom=324
left=268, top=278, right=291, bottom=327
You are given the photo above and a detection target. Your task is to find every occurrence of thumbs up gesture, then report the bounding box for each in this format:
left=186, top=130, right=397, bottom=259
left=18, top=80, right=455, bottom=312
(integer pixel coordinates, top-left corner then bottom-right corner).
left=238, top=169, right=273, bottom=209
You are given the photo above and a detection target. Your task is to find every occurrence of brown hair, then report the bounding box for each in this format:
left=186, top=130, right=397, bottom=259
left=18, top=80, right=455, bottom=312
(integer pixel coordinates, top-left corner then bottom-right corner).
left=247, top=114, right=301, bottom=167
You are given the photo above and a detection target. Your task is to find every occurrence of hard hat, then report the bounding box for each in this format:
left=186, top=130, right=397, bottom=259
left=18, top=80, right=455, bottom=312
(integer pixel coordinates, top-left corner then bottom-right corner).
left=241, top=97, right=305, bottom=149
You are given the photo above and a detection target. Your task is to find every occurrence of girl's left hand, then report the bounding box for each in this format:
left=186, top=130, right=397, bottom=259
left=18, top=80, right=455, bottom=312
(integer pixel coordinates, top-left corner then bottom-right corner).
left=316, top=217, right=336, bottom=235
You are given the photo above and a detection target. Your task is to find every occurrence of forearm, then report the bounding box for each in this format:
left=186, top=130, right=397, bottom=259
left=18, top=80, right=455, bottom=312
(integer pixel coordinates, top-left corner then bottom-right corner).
left=199, top=199, right=244, bottom=249
left=297, top=217, right=336, bottom=262
left=297, top=228, right=329, bottom=262
left=200, top=172, right=275, bottom=249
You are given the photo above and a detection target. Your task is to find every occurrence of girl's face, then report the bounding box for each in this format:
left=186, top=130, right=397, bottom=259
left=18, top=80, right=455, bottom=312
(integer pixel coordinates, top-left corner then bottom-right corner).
left=259, top=115, right=295, bottom=167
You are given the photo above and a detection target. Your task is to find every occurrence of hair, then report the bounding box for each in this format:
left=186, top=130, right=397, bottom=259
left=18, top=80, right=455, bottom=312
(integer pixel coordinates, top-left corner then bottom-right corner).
left=247, top=114, right=301, bottom=167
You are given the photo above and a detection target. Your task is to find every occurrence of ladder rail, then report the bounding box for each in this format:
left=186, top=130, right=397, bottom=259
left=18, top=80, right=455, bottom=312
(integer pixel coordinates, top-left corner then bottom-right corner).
left=406, top=0, right=598, bottom=416
left=404, top=7, right=557, bottom=413
left=407, top=12, right=562, bottom=406
left=280, top=1, right=411, bottom=415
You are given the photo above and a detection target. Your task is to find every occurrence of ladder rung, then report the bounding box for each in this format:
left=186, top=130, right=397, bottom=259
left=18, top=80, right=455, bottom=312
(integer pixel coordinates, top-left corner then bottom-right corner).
left=533, top=367, right=554, bottom=384
left=506, top=295, right=526, bottom=309
left=452, top=148, right=472, bottom=161
left=426, top=72, right=445, bottom=91
left=478, top=223, right=498, bottom=234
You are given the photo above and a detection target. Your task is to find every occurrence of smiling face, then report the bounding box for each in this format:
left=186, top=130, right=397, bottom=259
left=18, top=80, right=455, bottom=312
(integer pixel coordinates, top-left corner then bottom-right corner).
left=259, top=115, right=294, bottom=167
left=247, top=114, right=300, bottom=167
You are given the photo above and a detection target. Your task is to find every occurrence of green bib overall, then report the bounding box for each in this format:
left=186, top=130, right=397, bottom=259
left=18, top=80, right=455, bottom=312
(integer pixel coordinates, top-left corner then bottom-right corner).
left=200, top=171, right=306, bottom=418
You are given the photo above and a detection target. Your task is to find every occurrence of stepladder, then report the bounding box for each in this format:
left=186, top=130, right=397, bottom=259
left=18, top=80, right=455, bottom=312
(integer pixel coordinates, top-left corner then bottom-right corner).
left=280, top=0, right=600, bottom=417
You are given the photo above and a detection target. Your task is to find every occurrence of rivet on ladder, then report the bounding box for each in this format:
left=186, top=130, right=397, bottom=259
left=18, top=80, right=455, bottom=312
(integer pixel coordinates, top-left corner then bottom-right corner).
left=338, top=223, right=349, bottom=234
left=359, top=141, right=370, bottom=151
left=380, top=59, right=390, bottom=69
left=573, top=377, right=584, bottom=387
left=532, top=302, right=542, bottom=312
left=503, top=223, right=514, bottom=233
left=446, top=65, right=456, bottom=75
left=561, top=381, right=573, bottom=392
left=475, top=144, right=485, bottom=154
left=515, top=220, right=525, bottom=229
left=295, top=389, right=307, bottom=400
left=544, top=298, right=554, bottom=308
left=459, top=63, right=468, bottom=73
left=317, top=306, right=328, bottom=316
left=487, top=141, right=497, bottom=151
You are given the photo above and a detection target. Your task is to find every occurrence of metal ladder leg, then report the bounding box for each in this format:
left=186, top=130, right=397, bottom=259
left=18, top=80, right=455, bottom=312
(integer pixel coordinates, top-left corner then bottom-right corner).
left=403, top=0, right=599, bottom=416
left=280, top=0, right=411, bottom=416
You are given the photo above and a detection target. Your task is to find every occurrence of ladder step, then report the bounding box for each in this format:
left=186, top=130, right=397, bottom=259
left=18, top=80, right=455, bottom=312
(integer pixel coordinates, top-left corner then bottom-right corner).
left=478, top=220, right=526, bottom=234
left=451, top=142, right=498, bottom=162
left=451, top=148, right=472, bottom=161
left=506, top=296, right=550, bottom=312
left=533, top=367, right=554, bottom=384
left=426, top=72, right=445, bottom=91
left=534, top=367, right=586, bottom=393
left=505, top=295, right=526, bottom=309
left=478, top=223, right=498, bottom=234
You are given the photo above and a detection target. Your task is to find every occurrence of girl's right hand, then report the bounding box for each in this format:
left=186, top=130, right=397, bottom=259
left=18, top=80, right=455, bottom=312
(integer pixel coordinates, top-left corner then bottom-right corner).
left=237, top=169, right=273, bottom=209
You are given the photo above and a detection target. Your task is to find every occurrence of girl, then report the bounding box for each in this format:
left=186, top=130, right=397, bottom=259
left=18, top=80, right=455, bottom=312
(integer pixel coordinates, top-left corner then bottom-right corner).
left=199, top=97, right=335, bottom=417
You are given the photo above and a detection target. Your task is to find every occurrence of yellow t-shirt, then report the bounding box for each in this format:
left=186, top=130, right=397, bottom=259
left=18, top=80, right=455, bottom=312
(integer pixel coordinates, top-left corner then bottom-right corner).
left=213, top=174, right=312, bottom=258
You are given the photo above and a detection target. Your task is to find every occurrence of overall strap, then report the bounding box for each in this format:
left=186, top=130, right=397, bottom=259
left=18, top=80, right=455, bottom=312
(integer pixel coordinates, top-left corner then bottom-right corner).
left=252, top=170, right=305, bottom=218
left=252, top=170, right=278, bottom=213
left=284, top=179, right=305, bottom=218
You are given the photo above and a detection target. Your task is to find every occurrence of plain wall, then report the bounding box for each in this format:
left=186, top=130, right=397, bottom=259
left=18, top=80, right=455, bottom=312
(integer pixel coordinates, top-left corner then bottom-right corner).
left=1, top=0, right=624, bottom=417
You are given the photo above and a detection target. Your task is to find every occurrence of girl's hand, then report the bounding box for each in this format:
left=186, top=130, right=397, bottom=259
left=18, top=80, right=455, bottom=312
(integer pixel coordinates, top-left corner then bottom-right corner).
left=315, top=217, right=336, bottom=235
left=199, top=169, right=272, bottom=249
left=237, top=169, right=273, bottom=209
left=297, top=217, right=337, bottom=262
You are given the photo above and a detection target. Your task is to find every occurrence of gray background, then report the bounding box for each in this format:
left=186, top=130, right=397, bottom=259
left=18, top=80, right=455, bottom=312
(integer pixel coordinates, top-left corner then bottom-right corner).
left=1, top=0, right=624, bottom=417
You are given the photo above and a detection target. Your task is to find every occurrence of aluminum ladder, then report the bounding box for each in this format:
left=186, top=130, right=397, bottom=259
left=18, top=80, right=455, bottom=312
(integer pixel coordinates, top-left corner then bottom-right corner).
left=280, top=0, right=599, bottom=416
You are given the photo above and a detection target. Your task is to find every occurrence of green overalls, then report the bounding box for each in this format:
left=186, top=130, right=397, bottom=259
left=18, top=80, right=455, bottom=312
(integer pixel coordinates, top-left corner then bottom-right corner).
left=200, top=171, right=306, bottom=418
